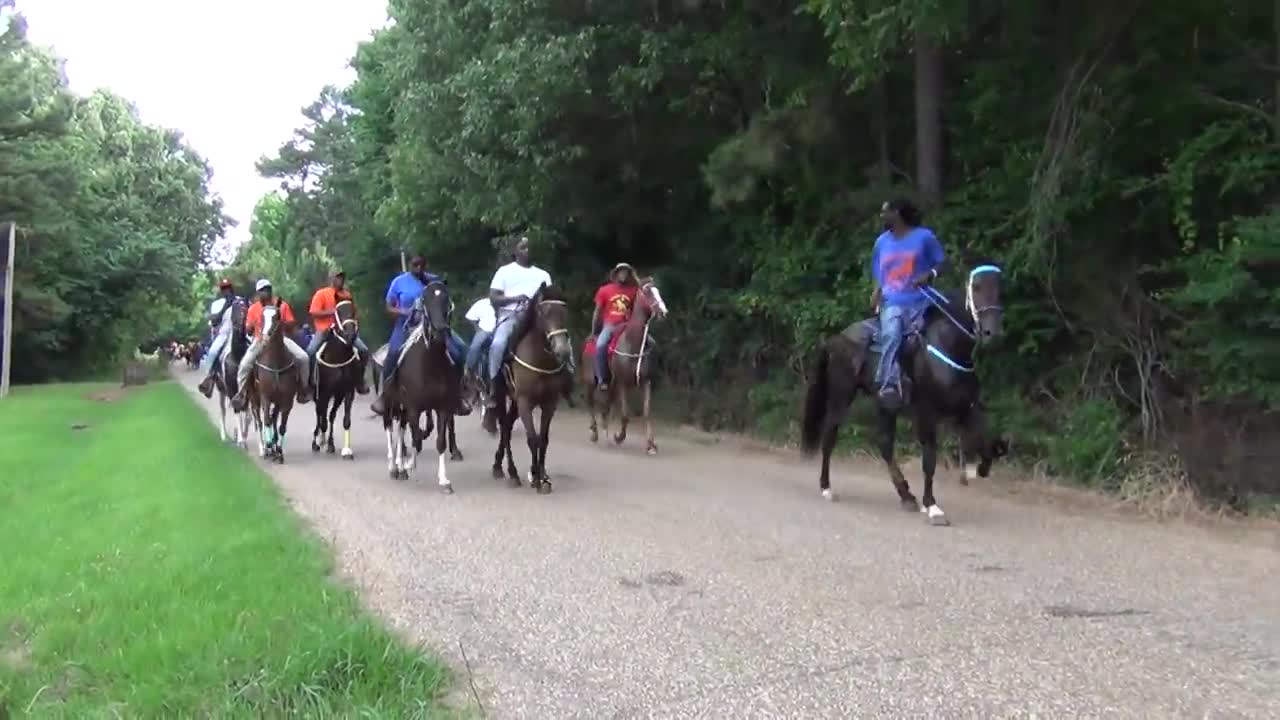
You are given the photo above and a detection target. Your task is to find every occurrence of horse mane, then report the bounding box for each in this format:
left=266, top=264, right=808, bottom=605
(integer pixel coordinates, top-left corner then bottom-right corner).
left=510, top=283, right=561, bottom=347
left=228, top=298, right=249, bottom=358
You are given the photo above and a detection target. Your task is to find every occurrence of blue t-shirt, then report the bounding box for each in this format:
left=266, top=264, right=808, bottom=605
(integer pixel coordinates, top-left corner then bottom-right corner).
left=870, top=227, right=945, bottom=308
left=385, top=271, right=443, bottom=315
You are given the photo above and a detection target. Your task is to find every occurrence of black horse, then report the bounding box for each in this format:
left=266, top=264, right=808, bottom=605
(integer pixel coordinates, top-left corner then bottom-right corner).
left=212, top=298, right=251, bottom=448
left=800, top=263, right=1010, bottom=526
left=382, top=280, right=466, bottom=492
left=311, top=300, right=367, bottom=459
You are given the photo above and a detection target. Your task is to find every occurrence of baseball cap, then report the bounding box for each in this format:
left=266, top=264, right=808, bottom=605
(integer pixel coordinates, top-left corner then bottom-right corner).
left=255, top=279, right=272, bottom=292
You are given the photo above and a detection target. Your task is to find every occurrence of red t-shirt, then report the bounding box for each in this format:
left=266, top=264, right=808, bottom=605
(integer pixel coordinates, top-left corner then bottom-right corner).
left=594, top=283, right=638, bottom=325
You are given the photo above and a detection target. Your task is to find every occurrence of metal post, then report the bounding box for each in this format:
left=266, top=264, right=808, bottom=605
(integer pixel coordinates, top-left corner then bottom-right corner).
left=0, top=221, right=14, bottom=398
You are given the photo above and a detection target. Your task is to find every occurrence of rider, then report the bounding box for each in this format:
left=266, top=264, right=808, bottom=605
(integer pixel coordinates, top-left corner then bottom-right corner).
left=369, top=255, right=471, bottom=417
left=463, top=295, right=496, bottom=381
left=231, top=279, right=312, bottom=409
left=869, top=197, right=946, bottom=409
left=197, top=278, right=241, bottom=398
left=307, top=269, right=370, bottom=394
left=590, top=263, right=640, bottom=392
left=484, top=236, right=561, bottom=408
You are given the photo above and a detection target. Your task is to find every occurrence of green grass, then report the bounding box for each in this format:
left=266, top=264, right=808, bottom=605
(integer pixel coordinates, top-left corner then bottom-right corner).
left=0, top=382, right=452, bottom=718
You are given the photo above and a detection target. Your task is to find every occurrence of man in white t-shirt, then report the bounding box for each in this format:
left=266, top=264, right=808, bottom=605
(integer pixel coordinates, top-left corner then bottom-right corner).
left=463, top=296, right=497, bottom=380
left=485, top=236, right=579, bottom=408
left=196, top=278, right=242, bottom=397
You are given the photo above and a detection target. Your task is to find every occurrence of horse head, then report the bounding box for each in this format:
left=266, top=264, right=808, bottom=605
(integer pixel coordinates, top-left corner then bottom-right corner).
left=532, top=283, right=573, bottom=363
left=965, top=261, right=1003, bottom=345
left=418, top=280, right=453, bottom=342
left=332, top=299, right=359, bottom=344
left=636, top=276, right=669, bottom=322
left=261, top=304, right=283, bottom=342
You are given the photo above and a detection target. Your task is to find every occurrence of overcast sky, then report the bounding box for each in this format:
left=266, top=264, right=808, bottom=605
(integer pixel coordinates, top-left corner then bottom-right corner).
left=22, top=0, right=388, bottom=262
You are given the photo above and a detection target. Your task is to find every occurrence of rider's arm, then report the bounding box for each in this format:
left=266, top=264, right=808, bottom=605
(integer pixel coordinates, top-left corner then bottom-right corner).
left=488, top=266, right=524, bottom=307
left=923, top=230, right=946, bottom=278
left=385, top=278, right=409, bottom=317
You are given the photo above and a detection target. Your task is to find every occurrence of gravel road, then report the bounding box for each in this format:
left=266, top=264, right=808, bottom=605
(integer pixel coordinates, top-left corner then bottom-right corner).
left=179, top=372, right=1280, bottom=719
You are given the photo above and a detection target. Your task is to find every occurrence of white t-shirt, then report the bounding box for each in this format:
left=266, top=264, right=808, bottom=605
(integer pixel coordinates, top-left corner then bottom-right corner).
left=488, top=262, right=553, bottom=319
left=208, top=296, right=234, bottom=333
left=464, top=298, right=497, bottom=333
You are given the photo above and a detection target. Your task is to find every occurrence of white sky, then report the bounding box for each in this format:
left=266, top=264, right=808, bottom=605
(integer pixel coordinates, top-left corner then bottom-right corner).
left=21, top=0, right=388, bottom=263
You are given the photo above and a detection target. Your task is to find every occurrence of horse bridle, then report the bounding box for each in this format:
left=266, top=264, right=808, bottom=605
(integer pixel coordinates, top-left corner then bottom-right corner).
left=511, top=298, right=570, bottom=375
left=965, top=265, right=1003, bottom=330
left=255, top=306, right=296, bottom=375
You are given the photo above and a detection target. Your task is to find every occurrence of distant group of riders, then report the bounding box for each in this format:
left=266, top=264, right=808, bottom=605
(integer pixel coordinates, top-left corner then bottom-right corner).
left=191, top=198, right=1010, bottom=520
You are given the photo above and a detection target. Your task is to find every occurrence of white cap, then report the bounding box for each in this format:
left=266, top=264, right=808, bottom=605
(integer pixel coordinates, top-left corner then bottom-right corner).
left=255, top=279, right=271, bottom=292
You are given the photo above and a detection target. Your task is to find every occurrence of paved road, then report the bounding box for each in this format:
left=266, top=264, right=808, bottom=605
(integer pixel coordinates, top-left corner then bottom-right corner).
left=178, top=372, right=1280, bottom=719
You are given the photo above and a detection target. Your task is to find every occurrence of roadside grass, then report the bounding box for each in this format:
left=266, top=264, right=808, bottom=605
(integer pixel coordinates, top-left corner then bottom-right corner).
left=0, top=382, right=452, bottom=718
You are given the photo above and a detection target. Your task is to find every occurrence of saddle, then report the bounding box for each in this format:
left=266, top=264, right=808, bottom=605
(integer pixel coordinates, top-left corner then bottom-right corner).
left=581, top=331, right=658, bottom=384
left=841, top=315, right=924, bottom=400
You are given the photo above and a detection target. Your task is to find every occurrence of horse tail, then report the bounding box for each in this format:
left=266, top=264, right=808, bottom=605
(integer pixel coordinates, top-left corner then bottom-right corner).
left=800, top=342, right=830, bottom=456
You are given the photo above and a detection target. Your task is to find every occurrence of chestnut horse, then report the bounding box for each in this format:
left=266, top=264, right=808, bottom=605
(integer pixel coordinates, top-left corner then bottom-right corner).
left=248, top=305, right=298, bottom=464
left=491, top=283, right=574, bottom=493
left=579, top=277, right=669, bottom=454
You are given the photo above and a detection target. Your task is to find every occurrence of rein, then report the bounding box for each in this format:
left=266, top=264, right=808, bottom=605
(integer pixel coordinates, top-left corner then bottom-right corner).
left=511, top=299, right=569, bottom=375
left=917, top=265, right=1002, bottom=374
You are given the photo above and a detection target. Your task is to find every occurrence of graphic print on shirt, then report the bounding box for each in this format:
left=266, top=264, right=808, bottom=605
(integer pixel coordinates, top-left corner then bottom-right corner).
left=879, top=249, right=918, bottom=293
left=606, top=294, right=632, bottom=317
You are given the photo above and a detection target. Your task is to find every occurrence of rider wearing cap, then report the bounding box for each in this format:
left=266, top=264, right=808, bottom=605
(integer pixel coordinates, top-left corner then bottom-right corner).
left=590, top=262, right=640, bottom=392
left=231, top=279, right=312, bottom=408
left=307, top=269, right=370, bottom=394
left=370, top=255, right=471, bottom=417
left=197, top=278, right=242, bottom=398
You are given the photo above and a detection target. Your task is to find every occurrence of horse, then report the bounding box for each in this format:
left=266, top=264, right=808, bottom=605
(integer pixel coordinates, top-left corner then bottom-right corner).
left=311, top=300, right=364, bottom=459
left=382, top=281, right=465, bottom=492
left=248, top=305, right=299, bottom=464
left=491, top=283, right=573, bottom=494
left=211, top=298, right=252, bottom=448
left=185, top=340, right=203, bottom=370
left=799, top=263, right=1010, bottom=526
left=580, top=277, right=669, bottom=454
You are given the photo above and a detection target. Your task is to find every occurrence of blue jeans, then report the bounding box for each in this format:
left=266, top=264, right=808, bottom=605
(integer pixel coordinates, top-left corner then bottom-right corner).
left=466, top=329, right=492, bottom=375
left=199, top=330, right=228, bottom=374
left=307, top=330, right=370, bottom=360
left=594, top=322, right=621, bottom=384
left=875, top=303, right=925, bottom=393
left=383, top=317, right=465, bottom=382
left=487, top=318, right=515, bottom=381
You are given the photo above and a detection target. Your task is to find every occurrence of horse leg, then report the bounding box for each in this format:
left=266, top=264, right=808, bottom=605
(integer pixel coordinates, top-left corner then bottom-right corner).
left=218, top=391, right=229, bottom=443
left=325, top=392, right=340, bottom=454
left=257, top=397, right=269, bottom=459
left=406, top=411, right=422, bottom=475
left=642, top=380, right=657, bottom=456
left=436, top=409, right=454, bottom=494
left=276, top=404, right=291, bottom=464
left=385, top=414, right=400, bottom=479
left=586, top=382, right=599, bottom=443
left=878, top=407, right=918, bottom=510
left=312, top=392, right=326, bottom=452
left=447, top=415, right=463, bottom=461
left=535, top=403, right=554, bottom=494
left=341, top=392, right=355, bottom=459
left=613, top=384, right=629, bottom=445
left=819, top=420, right=841, bottom=501
left=517, top=398, right=541, bottom=489
left=916, top=409, right=947, bottom=525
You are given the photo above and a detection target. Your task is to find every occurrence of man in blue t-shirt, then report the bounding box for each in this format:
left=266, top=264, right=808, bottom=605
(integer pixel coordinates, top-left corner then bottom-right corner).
left=869, top=198, right=946, bottom=409
left=370, top=255, right=470, bottom=417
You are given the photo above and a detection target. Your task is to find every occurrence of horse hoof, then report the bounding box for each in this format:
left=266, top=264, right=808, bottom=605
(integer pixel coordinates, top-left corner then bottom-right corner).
left=589, top=430, right=598, bottom=443
left=439, top=484, right=454, bottom=495
left=958, top=476, right=971, bottom=487
left=613, top=434, right=625, bottom=446
left=507, top=468, right=520, bottom=482
left=646, top=444, right=658, bottom=456
left=341, top=448, right=354, bottom=459
left=311, top=443, right=320, bottom=453
left=506, top=476, right=521, bottom=488
left=272, top=455, right=284, bottom=465
left=901, top=497, right=920, bottom=512
left=536, top=481, right=553, bottom=495
left=492, top=466, right=505, bottom=480
left=923, top=505, right=950, bottom=526
left=450, top=451, right=464, bottom=462
left=821, top=489, right=836, bottom=502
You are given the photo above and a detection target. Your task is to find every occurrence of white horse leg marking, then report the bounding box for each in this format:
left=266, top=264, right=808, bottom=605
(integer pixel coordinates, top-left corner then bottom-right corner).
left=922, top=504, right=949, bottom=526
left=964, top=463, right=979, bottom=481
left=342, top=429, right=354, bottom=458
left=386, top=427, right=396, bottom=472
left=437, top=453, right=450, bottom=488
left=821, top=488, right=835, bottom=502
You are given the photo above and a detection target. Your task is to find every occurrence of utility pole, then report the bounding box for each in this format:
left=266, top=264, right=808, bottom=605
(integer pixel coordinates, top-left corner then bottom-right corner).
left=1, top=221, right=15, bottom=398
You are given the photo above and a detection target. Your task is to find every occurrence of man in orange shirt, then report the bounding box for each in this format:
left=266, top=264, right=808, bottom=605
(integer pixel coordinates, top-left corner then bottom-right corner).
left=307, top=270, right=370, bottom=394
left=232, top=278, right=311, bottom=409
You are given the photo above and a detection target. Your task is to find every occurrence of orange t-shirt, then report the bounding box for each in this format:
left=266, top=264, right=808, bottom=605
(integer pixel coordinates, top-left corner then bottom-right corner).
left=246, top=298, right=296, bottom=339
left=309, top=287, right=354, bottom=333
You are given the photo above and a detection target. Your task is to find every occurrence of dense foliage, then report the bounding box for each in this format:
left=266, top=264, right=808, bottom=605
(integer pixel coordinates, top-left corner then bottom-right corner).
left=1, top=3, right=227, bottom=378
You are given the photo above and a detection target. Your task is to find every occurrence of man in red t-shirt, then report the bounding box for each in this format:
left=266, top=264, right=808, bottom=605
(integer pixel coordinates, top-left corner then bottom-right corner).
left=591, top=263, right=639, bottom=390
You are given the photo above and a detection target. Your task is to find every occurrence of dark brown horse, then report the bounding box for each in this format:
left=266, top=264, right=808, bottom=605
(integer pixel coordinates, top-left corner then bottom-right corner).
left=800, top=263, right=1010, bottom=526
left=311, top=300, right=365, bottom=459
left=211, top=298, right=252, bottom=448
left=492, top=283, right=573, bottom=494
left=371, top=342, right=462, bottom=457
left=383, top=280, right=465, bottom=492
left=580, top=277, right=669, bottom=454
left=248, top=305, right=298, bottom=464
